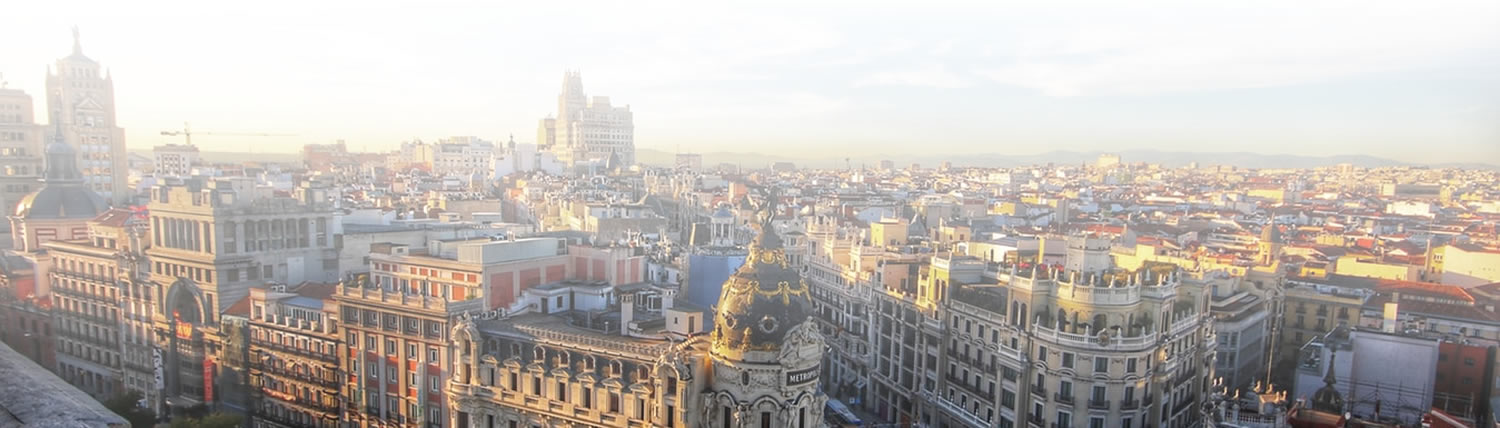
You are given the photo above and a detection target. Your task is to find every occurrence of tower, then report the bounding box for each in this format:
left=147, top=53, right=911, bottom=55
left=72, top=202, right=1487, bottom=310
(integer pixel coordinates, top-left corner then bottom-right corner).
left=1259, top=221, right=1283, bottom=267
left=706, top=193, right=827, bottom=428
left=45, top=28, right=128, bottom=204
left=8, top=122, right=108, bottom=252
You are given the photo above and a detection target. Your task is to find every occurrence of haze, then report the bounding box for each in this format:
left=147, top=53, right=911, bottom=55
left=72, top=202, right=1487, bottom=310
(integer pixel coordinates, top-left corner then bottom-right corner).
left=3, top=0, right=1497, bottom=164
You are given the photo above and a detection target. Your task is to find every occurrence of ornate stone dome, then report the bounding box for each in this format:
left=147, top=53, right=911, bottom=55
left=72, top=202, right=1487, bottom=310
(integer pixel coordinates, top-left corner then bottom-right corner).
left=711, top=208, right=811, bottom=355
left=14, top=129, right=107, bottom=220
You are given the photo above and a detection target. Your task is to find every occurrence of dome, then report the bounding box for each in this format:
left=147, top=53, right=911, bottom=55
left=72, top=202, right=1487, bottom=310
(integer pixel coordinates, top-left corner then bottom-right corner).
left=14, top=184, right=108, bottom=220
left=712, top=209, right=811, bottom=354
left=16, top=122, right=107, bottom=220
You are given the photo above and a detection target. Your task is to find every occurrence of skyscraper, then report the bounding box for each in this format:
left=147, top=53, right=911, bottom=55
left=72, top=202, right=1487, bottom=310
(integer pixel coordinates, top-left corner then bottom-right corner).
left=45, top=28, right=128, bottom=205
left=537, top=72, right=635, bottom=169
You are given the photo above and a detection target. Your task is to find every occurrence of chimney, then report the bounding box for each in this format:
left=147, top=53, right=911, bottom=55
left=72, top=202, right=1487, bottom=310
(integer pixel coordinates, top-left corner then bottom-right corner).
left=620, top=293, right=635, bottom=336
left=1383, top=302, right=1399, bottom=333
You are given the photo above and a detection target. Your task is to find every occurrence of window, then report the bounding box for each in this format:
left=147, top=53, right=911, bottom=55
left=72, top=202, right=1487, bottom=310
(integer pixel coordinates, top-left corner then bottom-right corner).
left=1126, top=358, right=1137, bottom=373
left=760, top=411, right=771, bottom=428
left=429, top=347, right=439, bottom=362
left=1122, top=417, right=1133, bottom=428
left=1091, top=385, right=1106, bottom=402
left=1060, top=380, right=1072, bottom=397
left=1056, top=411, right=1071, bottom=428
left=386, top=339, right=396, bottom=355
left=1038, top=346, right=1047, bottom=362
left=407, top=343, right=418, bottom=359
left=430, top=377, right=440, bottom=392
left=1090, top=417, right=1105, bottom=428
left=1062, top=352, right=1074, bottom=368
left=1094, top=357, right=1108, bottom=373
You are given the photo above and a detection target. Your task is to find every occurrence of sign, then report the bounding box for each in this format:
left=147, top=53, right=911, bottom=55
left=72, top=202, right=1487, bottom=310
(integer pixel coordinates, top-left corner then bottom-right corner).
left=152, top=348, right=164, bottom=389
left=786, top=366, right=819, bottom=386
left=175, top=321, right=194, bottom=339
left=203, top=358, right=215, bottom=403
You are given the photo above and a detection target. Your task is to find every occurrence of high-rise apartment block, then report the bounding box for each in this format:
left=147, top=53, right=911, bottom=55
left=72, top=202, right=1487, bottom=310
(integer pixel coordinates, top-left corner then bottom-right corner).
left=45, top=29, right=128, bottom=204
left=538, top=72, right=635, bottom=169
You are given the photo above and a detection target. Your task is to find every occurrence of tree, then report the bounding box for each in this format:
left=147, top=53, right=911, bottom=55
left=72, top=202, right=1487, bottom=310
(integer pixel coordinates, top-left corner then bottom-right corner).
left=167, top=412, right=241, bottom=428
left=101, top=391, right=157, bottom=428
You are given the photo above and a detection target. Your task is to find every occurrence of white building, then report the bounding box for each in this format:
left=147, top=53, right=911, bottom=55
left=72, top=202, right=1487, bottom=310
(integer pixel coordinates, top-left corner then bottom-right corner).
left=45, top=29, right=129, bottom=204
left=151, top=143, right=198, bottom=176
left=537, top=72, right=635, bottom=169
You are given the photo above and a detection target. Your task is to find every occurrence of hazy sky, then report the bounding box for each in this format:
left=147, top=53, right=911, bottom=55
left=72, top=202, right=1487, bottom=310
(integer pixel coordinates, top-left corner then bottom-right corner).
left=3, top=1, right=1497, bottom=164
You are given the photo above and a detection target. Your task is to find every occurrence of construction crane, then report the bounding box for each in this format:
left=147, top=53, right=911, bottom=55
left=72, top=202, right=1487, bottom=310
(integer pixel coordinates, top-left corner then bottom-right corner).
left=159, top=122, right=295, bottom=146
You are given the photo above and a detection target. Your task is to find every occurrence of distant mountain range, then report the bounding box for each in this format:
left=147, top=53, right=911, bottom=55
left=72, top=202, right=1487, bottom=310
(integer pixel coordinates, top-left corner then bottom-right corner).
left=637, top=148, right=1499, bottom=170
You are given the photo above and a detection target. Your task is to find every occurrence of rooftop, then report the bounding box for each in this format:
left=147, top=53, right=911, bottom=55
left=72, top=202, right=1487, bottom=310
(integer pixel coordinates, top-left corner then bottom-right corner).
left=0, top=342, right=128, bottom=427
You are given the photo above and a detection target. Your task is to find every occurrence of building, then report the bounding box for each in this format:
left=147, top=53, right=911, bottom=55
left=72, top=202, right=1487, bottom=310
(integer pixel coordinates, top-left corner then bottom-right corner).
left=1212, top=288, right=1272, bottom=392
left=432, top=137, right=495, bottom=177
left=538, top=72, right=635, bottom=168
left=8, top=128, right=110, bottom=253
left=0, top=340, right=129, bottom=427
left=1428, top=244, right=1500, bottom=287
left=246, top=282, right=343, bottom=428
left=43, top=209, right=148, bottom=399
left=1098, top=153, right=1121, bottom=169
left=302, top=141, right=349, bottom=172
left=445, top=205, right=827, bottom=428
left=933, top=236, right=1218, bottom=428
left=147, top=176, right=340, bottom=414
left=1293, top=328, right=1440, bottom=425
left=0, top=85, right=45, bottom=216
left=335, top=273, right=481, bottom=428
left=675, top=153, right=702, bottom=171
left=152, top=143, right=199, bottom=176
left=45, top=28, right=129, bottom=204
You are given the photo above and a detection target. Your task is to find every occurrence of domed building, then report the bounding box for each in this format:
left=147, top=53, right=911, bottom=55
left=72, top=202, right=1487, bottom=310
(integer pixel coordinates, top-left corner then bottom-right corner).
left=706, top=207, right=828, bottom=428
left=8, top=128, right=108, bottom=252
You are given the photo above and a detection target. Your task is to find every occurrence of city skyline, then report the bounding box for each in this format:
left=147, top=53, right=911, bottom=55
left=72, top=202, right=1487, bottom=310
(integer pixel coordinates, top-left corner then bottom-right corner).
left=2, top=1, right=1497, bottom=165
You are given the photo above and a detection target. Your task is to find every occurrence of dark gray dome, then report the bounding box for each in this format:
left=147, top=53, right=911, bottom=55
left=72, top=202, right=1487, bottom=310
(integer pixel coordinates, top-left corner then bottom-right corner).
left=15, top=184, right=109, bottom=220
left=712, top=219, right=811, bottom=353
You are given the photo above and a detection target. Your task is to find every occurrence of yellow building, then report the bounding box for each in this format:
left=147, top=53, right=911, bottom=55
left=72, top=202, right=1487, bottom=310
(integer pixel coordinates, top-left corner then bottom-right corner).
left=1428, top=244, right=1500, bottom=287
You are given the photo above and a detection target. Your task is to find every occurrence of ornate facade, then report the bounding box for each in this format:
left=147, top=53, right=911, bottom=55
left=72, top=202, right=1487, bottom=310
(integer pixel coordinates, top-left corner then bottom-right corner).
left=446, top=202, right=826, bottom=428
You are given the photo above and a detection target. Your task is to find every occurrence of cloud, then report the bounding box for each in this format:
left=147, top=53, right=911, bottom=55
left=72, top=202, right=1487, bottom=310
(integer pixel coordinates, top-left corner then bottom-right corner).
left=973, top=3, right=1500, bottom=96
left=853, top=66, right=972, bottom=89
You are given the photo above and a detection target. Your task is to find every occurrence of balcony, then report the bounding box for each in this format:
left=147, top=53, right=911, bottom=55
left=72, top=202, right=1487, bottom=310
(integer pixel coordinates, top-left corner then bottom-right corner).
left=1088, top=399, right=1110, bottom=410
left=251, top=362, right=340, bottom=389
left=1120, top=399, right=1139, bottom=410
left=1053, top=392, right=1074, bottom=405
left=252, top=338, right=339, bottom=364
left=1031, top=384, right=1047, bottom=396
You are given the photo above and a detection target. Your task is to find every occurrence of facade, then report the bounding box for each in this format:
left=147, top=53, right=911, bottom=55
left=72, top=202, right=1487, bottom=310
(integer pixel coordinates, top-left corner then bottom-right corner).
left=1428, top=244, right=1500, bottom=287
left=45, top=29, right=129, bottom=204
left=246, top=283, right=343, bottom=428
left=432, top=137, right=495, bottom=177
left=152, top=143, right=199, bottom=177
left=933, top=237, right=1218, bottom=428
left=537, top=72, right=635, bottom=168
left=446, top=207, right=827, bottom=428
left=336, top=273, right=480, bottom=428
left=147, top=176, right=339, bottom=414
left=41, top=208, right=157, bottom=407
left=1211, top=290, right=1271, bottom=392
left=0, top=86, right=45, bottom=215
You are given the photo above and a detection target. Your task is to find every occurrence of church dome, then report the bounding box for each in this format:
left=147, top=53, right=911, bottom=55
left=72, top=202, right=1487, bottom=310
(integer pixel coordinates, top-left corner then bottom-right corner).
left=14, top=186, right=109, bottom=220
left=712, top=207, right=811, bottom=355
left=15, top=125, right=108, bottom=220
